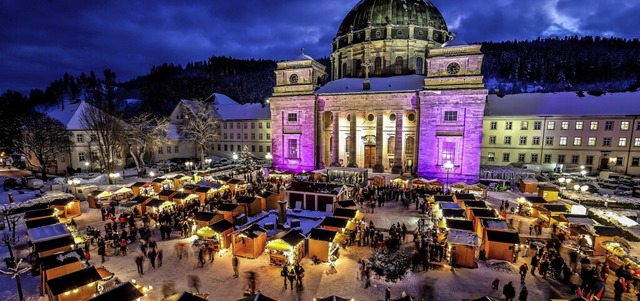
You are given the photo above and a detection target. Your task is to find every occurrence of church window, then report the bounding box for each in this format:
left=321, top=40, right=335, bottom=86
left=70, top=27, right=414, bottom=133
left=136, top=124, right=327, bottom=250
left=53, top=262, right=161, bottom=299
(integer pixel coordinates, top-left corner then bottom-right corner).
left=387, top=136, right=395, bottom=155
left=405, top=137, right=415, bottom=157
left=287, top=113, right=298, bottom=122
left=389, top=113, right=396, bottom=122
left=367, top=114, right=375, bottom=122
left=441, top=141, right=455, bottom=165
left=444, top=111, right=457, bottom=122
left=288, top=139, right=299, bottom=159
left=416, top=57, right=423, bottom=74
left=355, top=60, right=363, bottom=77
left=374, top=57, right=382, bottom=75
left=342, top=63, right=347, bottom=78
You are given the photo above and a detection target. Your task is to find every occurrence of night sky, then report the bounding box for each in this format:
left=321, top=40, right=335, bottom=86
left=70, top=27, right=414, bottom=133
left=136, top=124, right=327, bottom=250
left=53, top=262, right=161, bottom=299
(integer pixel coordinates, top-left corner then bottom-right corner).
left=1, top=0, right=639, bottom=93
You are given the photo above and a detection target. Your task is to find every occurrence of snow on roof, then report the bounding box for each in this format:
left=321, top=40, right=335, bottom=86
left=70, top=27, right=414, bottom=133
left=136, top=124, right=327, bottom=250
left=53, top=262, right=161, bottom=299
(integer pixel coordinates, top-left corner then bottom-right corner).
left=28, top=223, right=70, bottom=243
left=447, top=229, right=479, bottom=247
left=38, top=100, right=93, bottom=130
left=486, top=92, right=640, bottom=116
left=317, top=74, right=426, bottom=94
left=211, top=93, right=270, bottom=120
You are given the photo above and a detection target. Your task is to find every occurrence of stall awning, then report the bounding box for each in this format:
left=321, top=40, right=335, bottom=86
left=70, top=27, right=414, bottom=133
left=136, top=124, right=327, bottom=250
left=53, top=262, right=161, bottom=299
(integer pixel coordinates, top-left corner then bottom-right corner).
left=196, top=227, right=216, bottom=238
left=266, top=239, right=292, bottom=252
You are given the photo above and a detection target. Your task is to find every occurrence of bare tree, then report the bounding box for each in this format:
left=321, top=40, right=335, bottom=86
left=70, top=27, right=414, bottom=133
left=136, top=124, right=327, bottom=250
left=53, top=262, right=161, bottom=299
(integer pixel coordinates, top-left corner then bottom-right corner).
left=15, top=112, right=73, bottom=181
left=0, top=255, right=30, bottom=301
left=178, top=99, right=221, bottom=165
left=126, top=113, right=170, bottom=176
left=80, top=104, right=127, bottom=184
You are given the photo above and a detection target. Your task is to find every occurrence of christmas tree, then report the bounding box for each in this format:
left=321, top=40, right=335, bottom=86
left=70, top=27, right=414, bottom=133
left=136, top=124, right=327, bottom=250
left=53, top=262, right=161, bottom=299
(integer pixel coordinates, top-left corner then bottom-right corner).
left=235, top=145, right=258, bottom=174
left=367, top=249, right=410, bottom=282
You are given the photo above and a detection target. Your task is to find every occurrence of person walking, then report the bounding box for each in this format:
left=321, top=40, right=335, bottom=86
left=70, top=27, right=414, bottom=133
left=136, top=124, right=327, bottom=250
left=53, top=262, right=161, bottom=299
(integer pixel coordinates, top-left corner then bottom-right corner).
left=530, top=254, right=539, bottom=276
left=287, top=266, right=296, bottom=290
left=614, top=277, right=627, bottom=301
left=232, top=255, right=239, bottom=278
left=503, top=281, right=516, bottom=301
left=197, top=245, right=206, bottom=268
left=281, top=265, right=288, bottom=289
left=98, top=238, right=106, bottom=263
left=294, top=263, right=305, bottom=286
left=519, top=263, right=528, bottom=283
left=188, top=275, right=201, bottom=293
left=135, top=251, right=145, bottom=275
left=385, top=287, right=391, bottom=301
left=157, top=248, right=163, bottom=268
left=120, top=239, right=128, bottom=256
left=492, top=278, right=500, bottom=290
left=518, top=286, right=528, bottom=301
left=148, top=247, right=157, bottom=269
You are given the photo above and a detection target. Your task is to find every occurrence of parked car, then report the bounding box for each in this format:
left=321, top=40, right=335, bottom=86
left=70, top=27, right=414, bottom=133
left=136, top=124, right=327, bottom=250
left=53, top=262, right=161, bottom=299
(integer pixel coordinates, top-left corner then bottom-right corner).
left=3, top=178, right=21, bottom=189
left=21, top=176, right=44, bottom=190
left=614, top=185, right=633, bottom=196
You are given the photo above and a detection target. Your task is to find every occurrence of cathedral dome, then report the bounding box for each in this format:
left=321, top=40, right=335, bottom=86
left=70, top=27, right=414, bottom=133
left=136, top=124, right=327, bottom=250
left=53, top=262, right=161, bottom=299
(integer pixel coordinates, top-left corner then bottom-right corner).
left=336, top=0, right=448, bottom=38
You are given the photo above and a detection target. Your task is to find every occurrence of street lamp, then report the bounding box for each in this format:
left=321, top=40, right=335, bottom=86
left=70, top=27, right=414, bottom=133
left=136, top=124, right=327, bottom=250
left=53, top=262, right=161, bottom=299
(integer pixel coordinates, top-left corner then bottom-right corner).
left=185, top=161, right=193, bottom=172
left=84, top=161, right=90, bottom=173
left=580, top=185, right=589, bottom=192
left=443, top=160, right=454, bottom=193
left=108, top=173, right=120, bottom=184
left=580, top=170, right=587, bottom=177
left=204, top=158, right=212, bottom=169
left=573, top=184, right=580, bottom=191
left=265, top=152, right=272, bottom=167
left=149, top=171, right=155, bottom=178
left=232, top=152, right=238, bottom=163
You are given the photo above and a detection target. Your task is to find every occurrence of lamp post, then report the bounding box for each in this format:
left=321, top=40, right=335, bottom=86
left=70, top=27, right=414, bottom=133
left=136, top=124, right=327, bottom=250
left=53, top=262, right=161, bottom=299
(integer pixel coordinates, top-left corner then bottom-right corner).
left=185, top=161, right=193, bottom=172
left=108, top=173, right=120, bottom=184
left=443, top=160, right=454, bottom=193
left=84, top=161, right=90, bottom=173
left=204, top=158, right=212, bottom=169
left=149, top=171, right=155, bottom=178
left=265, top=152, right=272, bottom=168
left=232, top=152, right=238, bottom=164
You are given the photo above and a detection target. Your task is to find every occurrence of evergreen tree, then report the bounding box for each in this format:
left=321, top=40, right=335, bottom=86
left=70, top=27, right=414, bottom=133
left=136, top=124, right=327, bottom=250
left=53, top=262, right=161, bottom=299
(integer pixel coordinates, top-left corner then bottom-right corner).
left=367, top=249, right=411, bottom=282
left=235, top=145, right=258, bottom=174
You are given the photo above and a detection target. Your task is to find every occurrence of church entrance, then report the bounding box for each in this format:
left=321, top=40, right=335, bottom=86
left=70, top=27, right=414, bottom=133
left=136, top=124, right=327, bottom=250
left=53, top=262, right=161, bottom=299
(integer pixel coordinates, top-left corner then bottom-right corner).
left=364, top=145, right=376, bottom=168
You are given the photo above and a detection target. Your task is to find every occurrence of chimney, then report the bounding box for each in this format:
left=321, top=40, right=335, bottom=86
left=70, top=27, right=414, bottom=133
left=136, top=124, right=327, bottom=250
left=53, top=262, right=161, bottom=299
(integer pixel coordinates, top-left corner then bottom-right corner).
left=8, top=193, right=14, bottom=204
left=277, top=200, right=288, bottom=228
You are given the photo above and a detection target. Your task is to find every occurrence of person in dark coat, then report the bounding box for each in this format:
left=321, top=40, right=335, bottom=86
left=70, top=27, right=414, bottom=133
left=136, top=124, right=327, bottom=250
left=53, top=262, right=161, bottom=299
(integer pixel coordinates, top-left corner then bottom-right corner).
left=135, top=251, right=144, bottom=275
left=503, top=281, right=516, bottom=301
left=530, top=254, right=539, bottom=276
left=518, top=286, right=528, bottom=301
left=287, top=266, right=296, bottom=290
left=148, top=247, right=157, bottom=269
left=614, top=277, right=627, bottom=301
left=385, top=286, right=391, bottom=301
left=280, top=265, right=288, bottom=288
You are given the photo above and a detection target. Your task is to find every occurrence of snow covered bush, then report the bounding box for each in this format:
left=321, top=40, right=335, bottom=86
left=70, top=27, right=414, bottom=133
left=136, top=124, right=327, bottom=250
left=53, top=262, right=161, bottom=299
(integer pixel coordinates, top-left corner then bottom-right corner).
left=367, top=249, right=410, bottom=282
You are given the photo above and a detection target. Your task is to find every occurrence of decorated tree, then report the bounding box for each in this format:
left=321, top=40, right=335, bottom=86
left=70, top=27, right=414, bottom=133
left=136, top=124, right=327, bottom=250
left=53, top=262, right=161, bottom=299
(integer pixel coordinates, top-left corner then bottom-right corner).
left=178, top=98, right=221, bottom=166
left=235, top=145, right=258, bottom=174
left=367, top=249, right=410, bottom=282
left=126, top=113, right=170, bottom=176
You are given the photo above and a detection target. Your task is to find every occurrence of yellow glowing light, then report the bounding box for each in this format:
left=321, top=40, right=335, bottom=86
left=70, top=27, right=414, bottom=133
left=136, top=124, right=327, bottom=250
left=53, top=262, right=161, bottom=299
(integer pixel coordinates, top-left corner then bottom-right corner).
left=64, top=291, right=71, bottom=296
left=73, top=289, right=79, bottom=293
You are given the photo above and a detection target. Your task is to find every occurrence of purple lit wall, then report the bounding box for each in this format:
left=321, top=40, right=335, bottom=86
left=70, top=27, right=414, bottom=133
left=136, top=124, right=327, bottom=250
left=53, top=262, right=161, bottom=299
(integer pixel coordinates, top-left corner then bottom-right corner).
left=416, top=90, right=487, bottom=184
left=270, top=95, right=317, bottom=172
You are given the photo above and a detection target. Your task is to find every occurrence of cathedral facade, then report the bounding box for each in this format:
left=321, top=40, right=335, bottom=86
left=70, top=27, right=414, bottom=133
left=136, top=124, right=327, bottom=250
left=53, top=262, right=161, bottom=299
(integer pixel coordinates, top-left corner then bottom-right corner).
left=269, top=0, right=488, bottom=183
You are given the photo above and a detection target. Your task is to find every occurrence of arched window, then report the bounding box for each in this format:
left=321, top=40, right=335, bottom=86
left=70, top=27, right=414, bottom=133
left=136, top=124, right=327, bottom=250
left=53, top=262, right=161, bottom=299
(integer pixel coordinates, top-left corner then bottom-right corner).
left=374, top=57, right=382, bottom=75
left=342, top=63, right=347, bottom=78
left=387, top=136, right=395, bottom=155
left=355, top=60, right=363, bottom=77
left=405, top=136, right=415, bottom=156
left=395, top=56, right=403, bottom=74
left=416, top=57, right=423, bottom=74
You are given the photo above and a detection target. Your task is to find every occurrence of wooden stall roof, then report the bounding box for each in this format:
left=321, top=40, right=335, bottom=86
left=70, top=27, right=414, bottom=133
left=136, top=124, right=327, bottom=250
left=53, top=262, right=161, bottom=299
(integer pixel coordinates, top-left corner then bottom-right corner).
left=334, top=208, right=357, bottom=219
left=33, top=235, right=75, bottom=252
left=49, top=198, right=77, bottom=206
left=209, top=219, right=235, bottom=233
left=227, top=178, right=245, bottom=185
left=145, top=199, right=167, bottom=207
left=463, top=201, right=489, bottom=208
left=445, top=219, right=474, bottom=232
left=524, top=196, right=548, bottom=204
left=337, top=200, right=357, bottom=208
left=131, top=195, right=152, bottom=204
left=539, top=185, right=560, bottom=191
left=47, top=266, right=101, bottom=295
left=194, top=212, right=217, bottom=222
left=439, top=202, right=462, bottom=210
left=89, top=190, right=109, bottom=197
left=40, top=248, right=84, bottom=271
left=24, top=208, right=55, bottom=219
left=217, top=203, right=240, bottom=212
left=258, top=190, right=277, bottom=198
left=275, top=229, right=306, bottom=246
left=237, top=224, right=267, bottom=239
left=479, top=218, right=509, bottom=229
left=172, top=174, right=189, bottom=179
left=309, top=228, right=338, bottom=242
left=28, top=223, right=70, bottom=243
left=441, top=209, right=466, bottom=219
left=216, top=175, right=232, bottom=183
left=447, top=229, right=479, bottom=247
left=470, top=208, right=499, bottom=218
left=236, top=196, right=258, bottom=204
left=158, top=190, right=177, bottom=196
left=163, top=291, right=208, bottom=301
left=485, top=230, right=520, bottom=244
left=236, top=293, right=277, bottom=301
left=593, top=225, right=622, bottom=237
left=434, top=195, right=454, bottom=202
left=288, top=182, right=344, bottom=195
left=196, top=181, right=224, bottom=189
left=563, top=215, right=595, bottom=225
left=455, top=193, right=476, bottom=200
left=26, top=216, right=59, bottom=229
left=130, top=182, right=150, bottom=187
left=321, top=217, right=349, bottom=228
left=542, top=204, right=570, bottom=213
left=173, top=192, right=196, bottom=200
left=88, top=281, right=144, bottom=301
left=152, top=178, right=170, bottom=183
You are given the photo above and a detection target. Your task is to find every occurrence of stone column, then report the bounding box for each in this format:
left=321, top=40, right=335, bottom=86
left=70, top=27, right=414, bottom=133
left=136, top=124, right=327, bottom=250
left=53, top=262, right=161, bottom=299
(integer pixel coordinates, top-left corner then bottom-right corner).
left=373, top=111, right=384, bottom=172
left=331, top=112, right=340, bottom=166
left=316, top=106, right=323, bottom=168
left=349, top=111, right=357, bottom=166
left=391, top=111, right=404, bottom=174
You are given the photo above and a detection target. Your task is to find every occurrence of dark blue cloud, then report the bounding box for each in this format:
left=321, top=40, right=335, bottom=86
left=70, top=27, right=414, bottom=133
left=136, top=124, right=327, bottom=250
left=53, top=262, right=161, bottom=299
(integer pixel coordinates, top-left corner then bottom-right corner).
left=0, top=0, right=638, bottom=93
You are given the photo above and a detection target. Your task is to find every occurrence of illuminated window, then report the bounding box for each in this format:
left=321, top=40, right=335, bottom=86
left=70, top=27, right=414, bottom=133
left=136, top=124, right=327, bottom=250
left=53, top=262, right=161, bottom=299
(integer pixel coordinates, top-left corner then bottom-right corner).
left=561, top=122, right=569, bottom=130
left=547, top=121, right=555, bottom=130
left=520, top=121, right=528, bottom=130
left=575, top=121, right=583, bottom=130
left=635, top=138, right=640, bottom=147
left=559, top=137, right=567, bottom=146
left=487, top=152, right=495, bottom=162
left=590, top=121, right=598, bottom=130
left=288, top=139, right=299, bottom=158
left=621, top=121, right=630, bottom=130
left=573, top=137, right=582, bottom=146
left=441, top=142, right=456, bottom=165
left=619, top=138, right=627, bottom=147
left=588, top=137, right=596, bottom=146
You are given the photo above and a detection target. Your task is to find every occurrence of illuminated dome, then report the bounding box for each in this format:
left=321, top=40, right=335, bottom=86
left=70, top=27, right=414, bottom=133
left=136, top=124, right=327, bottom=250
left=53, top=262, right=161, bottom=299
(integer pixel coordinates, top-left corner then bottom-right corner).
left=330, top=0, right=452, bottom=80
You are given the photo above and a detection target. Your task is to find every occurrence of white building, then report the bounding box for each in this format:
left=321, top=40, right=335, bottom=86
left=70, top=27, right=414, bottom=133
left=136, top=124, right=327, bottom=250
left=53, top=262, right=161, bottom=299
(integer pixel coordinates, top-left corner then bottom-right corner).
left=482, top=92, right=640, bottom=175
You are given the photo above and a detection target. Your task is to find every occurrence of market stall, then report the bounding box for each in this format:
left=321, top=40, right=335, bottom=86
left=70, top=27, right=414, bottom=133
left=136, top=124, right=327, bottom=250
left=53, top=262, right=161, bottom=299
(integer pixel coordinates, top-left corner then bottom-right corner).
left=320, top=216, right=349, bottom=232
left=258, top=190, right=280, bottom=211
left=158, top=189, right=178, bottom=202
left=446, top=229, right=479, bottom=268
left=87, top=281, right=145, bottom=301
left=227, top=178, right=248, bottom=194
left=335, top=200, right=357, bottom=210
left=445, top=219, right=475, bottom=232
left=266, top=229, right=306, bottom=265
left=516, top=196, right=550, bottom=217
left=391, top=176, right=410, bottom=188
left=25, top=208, right=56, bottom=221
left=519, top=178, right=538, bottom=193
left=538, top=204, right=570, bottom=225
left=268, top=170, right=295, bottom=182
left=172, top=174, right=192, bottom=190
left=454, top=193, right=477, bottom=203
left=69, top=184, right=98, bottom=201
left=538, top=185, right=560, bottom=202
left=115, top=201, right=139, bottom=215
left=47, top=199, right=81, bottom=222
left=87, top=190, right=111, bottom=209
left=460, top=200, right=489, bottom=211
left=142, top=199, right=175, bottom=214
left=465, top=184, right=488, bottom=198
left=232, top=224, right=267, bottom=259
left=26, top=216, right=60, bottom=229
left=28, top=223, right=71, bottom=244
left=46, top=266, right=102, bottom=301
left=130, top=196, right=153, bottom=214
left=108, top=187, right=133, bottom=202
left=475, top=218, right=509, bottom=240
left=194, top=185, right=219, bottom=205
left=33, top=235, right=76, bottom=258
left=182, top=184, right=199, bottom=194
left=369, top=175, right=386, bottom=187
left=130, top=182, right=153, bottom=197
left=483, top=229, right=521, bottom=262
left=217, top=203, right=245, bottom=223
left=208, top=219, right=236, bottom=249
left=287, top=182, right=349, bottom=211
left=307, top=228, right=339, bottom=263
left=152, top=178, right=173, bottom=193
left=194, top=211, right=223, bottom=230
left=237, top=196, right=262, bottom=217
left=593, top=225, right=622, bottom=256
left=39, top=248, right=85, bottom=296
left=172, top=192, right=199, bottom=206
left=433, top=195, right=455, bottom=203
left=450, top=182, right=468, bottom=194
